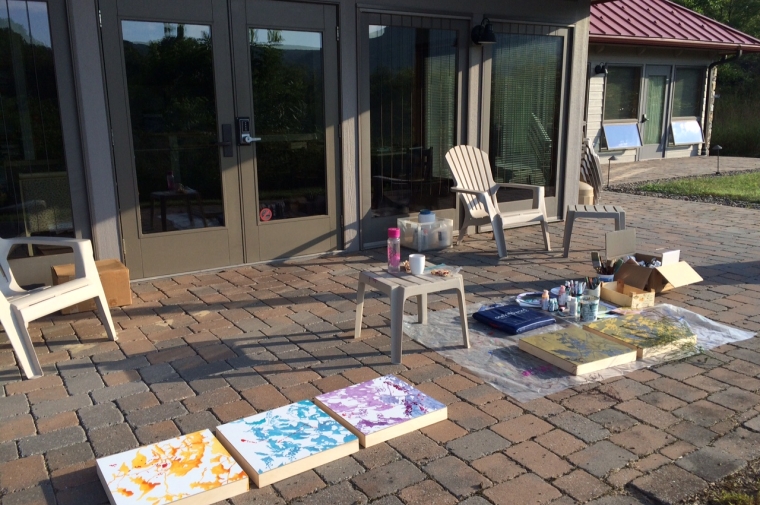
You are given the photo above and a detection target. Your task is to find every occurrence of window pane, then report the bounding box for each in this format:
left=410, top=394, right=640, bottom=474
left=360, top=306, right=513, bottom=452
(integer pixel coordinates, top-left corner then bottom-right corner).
left=604, top=66, right=641, bottom=120
left=671, top=119, right=703, bottom=145
left=368, top=25, right=457, bottom=218
left=122, top=21, right=223, bottom=234
left=602, top=123, right=642, bottom=149
left=642, top=75, right=667, bottom=145
left=489, top=32, right=563, bottom=193
left=250, top=29, right=327, bottom=221
left=0, top=0, right=74, bottom=257
left=673, top=68, right=703, bottom=118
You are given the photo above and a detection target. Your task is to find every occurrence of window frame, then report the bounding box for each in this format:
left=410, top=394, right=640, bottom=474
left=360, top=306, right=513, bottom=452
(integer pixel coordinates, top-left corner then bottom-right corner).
left=600, top=64, right=644, bottom=152
left=669, top=66, right=706, bottom=147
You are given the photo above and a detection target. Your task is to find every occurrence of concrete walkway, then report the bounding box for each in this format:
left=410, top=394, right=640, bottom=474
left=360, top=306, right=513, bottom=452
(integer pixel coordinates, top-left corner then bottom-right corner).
left=1, top=180, right=760, bottom=505
left=608, top=155, right=760, bottom=185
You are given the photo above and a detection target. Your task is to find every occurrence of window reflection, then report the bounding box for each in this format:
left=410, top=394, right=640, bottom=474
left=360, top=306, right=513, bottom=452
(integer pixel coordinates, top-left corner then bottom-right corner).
left=489, top=32, right=562, bottom=197
left=368, top=25, right=457, bottom=218
left=673, top=68, right=703, bottom=118
left=122, top=21, right=223, bottom=234
left=250, top=29, right=327, bottom=221
left=0, top=0, right=74, bottom=257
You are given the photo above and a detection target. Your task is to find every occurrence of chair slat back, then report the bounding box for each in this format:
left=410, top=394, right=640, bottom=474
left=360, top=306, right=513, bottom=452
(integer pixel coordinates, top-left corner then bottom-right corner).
left=580, top=138, right=603, bottom=204
left=445, top=146, right=497, bottom=216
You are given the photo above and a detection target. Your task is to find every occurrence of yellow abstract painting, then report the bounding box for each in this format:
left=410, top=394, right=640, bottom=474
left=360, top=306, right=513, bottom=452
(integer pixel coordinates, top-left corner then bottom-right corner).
left=96, top=430, right=247, bottom=505
left=584, top=308, right=697, bottom=359
left=519, top=326, right=637, bottom=375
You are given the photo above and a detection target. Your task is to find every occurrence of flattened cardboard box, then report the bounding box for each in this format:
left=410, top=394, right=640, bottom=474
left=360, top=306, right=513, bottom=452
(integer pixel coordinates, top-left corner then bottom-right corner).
left=605, top=229, right=702, bottom=293
left=52, top=259, right=132, bottom=315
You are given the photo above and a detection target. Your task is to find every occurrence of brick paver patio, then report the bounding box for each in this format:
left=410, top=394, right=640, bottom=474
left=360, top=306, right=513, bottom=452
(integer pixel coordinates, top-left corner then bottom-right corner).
left=2, top=163, right=760, bottom=505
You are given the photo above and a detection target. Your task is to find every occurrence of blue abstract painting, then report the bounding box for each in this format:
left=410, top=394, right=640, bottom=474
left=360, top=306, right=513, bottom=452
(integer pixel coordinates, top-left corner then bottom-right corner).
left=216, top=400, right=357, bottom=475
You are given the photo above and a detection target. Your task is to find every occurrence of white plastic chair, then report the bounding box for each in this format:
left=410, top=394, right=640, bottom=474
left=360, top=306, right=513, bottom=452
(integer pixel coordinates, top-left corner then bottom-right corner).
left=0, top=237, right=118, bottom=379
left=445, top=145, right=551, bottom=258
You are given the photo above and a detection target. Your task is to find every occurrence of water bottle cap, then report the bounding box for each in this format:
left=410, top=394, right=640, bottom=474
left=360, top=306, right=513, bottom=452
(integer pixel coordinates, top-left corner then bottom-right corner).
left=388, top=227, right=400, bottom=238
left=419, top=209, right=431, bottom=215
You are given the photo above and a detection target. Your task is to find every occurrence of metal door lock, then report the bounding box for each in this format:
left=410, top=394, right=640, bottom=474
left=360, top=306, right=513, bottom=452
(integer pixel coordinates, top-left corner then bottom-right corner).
left=236, top=117, right=261, bottom=145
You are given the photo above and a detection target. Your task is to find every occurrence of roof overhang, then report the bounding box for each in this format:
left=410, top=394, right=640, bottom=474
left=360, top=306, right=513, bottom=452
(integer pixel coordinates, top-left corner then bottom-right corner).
left=589, top=36, right=760, bottom=53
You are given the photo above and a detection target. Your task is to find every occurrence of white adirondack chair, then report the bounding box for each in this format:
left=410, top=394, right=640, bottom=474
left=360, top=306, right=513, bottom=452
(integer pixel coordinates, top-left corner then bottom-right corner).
left=0, top=237, right=118, bottom=379
left=445, top=145, right=551, bottom=258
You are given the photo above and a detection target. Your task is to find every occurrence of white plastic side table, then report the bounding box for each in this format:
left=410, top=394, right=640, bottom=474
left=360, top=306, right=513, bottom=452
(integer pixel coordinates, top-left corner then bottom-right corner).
left=354, top=269, right=470, bottom=364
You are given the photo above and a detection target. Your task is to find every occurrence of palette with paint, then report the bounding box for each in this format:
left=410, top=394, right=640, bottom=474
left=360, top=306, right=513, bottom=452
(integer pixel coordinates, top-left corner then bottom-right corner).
left=96, top=429, right=248, bottom=505
left=215, top=400, right=358, bottom=488
left=314, top=375, right=447, bottom=447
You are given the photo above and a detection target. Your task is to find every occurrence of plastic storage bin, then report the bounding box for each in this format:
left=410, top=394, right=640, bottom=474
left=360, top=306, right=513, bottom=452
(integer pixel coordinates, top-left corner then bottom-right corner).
left=397, top=217, right=454, bottom=252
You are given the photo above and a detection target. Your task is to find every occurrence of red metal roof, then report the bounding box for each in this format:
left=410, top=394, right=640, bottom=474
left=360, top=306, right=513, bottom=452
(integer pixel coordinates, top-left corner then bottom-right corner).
left=590, top=0, right=760, bottom=53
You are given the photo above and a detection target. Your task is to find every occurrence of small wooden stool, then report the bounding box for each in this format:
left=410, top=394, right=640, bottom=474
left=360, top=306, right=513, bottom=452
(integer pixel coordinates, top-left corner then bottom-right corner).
left=563, top=204, right=626, bottom=257
left=354, top=269, right=470, bottom=364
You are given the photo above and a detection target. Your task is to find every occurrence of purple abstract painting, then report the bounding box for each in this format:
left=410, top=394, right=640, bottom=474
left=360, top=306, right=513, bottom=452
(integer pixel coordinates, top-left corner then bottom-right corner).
left=315, top=375, right=445, bottom=435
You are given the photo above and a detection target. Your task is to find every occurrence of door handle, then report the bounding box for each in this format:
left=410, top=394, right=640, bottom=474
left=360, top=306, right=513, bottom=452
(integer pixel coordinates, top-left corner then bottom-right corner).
left=241, top=134, right=261, bottom=144
left=218, top=124, right=233, bottom=157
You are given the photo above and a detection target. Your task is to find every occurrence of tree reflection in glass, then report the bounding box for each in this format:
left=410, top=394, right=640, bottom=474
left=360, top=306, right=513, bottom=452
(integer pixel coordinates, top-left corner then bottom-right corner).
left=250, top=29, right=327, bottom=221
left=368, top=25, right=458, bottom=218
left=122, top=21, right=223, bottom=234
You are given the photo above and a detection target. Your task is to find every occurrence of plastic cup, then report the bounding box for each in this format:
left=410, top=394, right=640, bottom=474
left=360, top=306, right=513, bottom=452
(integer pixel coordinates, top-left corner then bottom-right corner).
left=584, top=285, right=601, bottom=298
left=409, top=254, right=426, bottom=275
left=580, top=295, right=600, bottom=322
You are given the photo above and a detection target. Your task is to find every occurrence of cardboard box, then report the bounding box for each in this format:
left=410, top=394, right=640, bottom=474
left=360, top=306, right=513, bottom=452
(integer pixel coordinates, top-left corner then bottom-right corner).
left=605, top=229, right=702, bottom=293
left=600, top=281, right=655, bottom=309
left=52, top=259, right=132, bottom=314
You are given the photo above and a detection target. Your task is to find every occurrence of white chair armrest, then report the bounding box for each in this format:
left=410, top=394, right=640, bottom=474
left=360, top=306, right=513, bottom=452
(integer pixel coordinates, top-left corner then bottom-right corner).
left=494, top=182, right=541, bottom=192
left=451, top=188, right=499, bottom=219
left=493, top=183, right=545, bottom=210
left=451, top=187, right=491, bottom=196
left=4, top=237, right=98, bottom=280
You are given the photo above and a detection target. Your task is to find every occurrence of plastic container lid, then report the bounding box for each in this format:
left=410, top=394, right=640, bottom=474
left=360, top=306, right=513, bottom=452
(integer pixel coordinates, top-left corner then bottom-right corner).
left=418, top=209, right=436, bottom=223
left=388, top=227, right=400, bottom=238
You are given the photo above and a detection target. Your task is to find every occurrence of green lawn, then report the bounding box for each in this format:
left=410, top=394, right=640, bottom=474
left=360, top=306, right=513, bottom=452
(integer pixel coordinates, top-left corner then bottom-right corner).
left=639, top=171, right=760, bottom=204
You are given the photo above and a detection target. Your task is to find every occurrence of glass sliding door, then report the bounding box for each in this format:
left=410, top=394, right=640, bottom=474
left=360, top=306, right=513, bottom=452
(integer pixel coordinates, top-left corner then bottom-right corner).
left=0, top=0, right=75, bottom=256
left=483, top=22, right=567, bottom=217
left=360, top=14, right=468, bottom=246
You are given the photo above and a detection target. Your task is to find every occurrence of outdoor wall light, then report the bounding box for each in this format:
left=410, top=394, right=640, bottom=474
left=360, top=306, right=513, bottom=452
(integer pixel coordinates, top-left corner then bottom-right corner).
left=607, top=154, right=618, bottom=188
left=472, top=17, right=497, bottom=45
left=595, top=63, right=608, bottom=75
left=712, top=145, right=723, bottom=175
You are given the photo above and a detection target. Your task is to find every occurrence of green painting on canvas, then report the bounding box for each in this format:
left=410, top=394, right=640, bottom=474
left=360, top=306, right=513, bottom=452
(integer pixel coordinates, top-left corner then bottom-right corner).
left=583, top=308, right=697, bottom=359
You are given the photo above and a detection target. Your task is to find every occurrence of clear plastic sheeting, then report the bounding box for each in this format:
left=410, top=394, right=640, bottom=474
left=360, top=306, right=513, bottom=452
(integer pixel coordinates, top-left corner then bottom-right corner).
left=404, top=302, right=755, bottom=402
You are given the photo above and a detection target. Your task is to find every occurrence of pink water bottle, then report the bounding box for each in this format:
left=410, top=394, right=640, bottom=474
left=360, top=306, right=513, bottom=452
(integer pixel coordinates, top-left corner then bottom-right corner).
left=387, top=228, right=401, bottom=273
left=166, top=171, right=175, bottom=190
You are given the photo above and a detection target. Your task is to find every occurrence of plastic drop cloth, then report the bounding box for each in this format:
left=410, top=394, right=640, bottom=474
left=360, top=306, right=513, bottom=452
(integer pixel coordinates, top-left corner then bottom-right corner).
left=404, top=302, right=755, bottom=402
